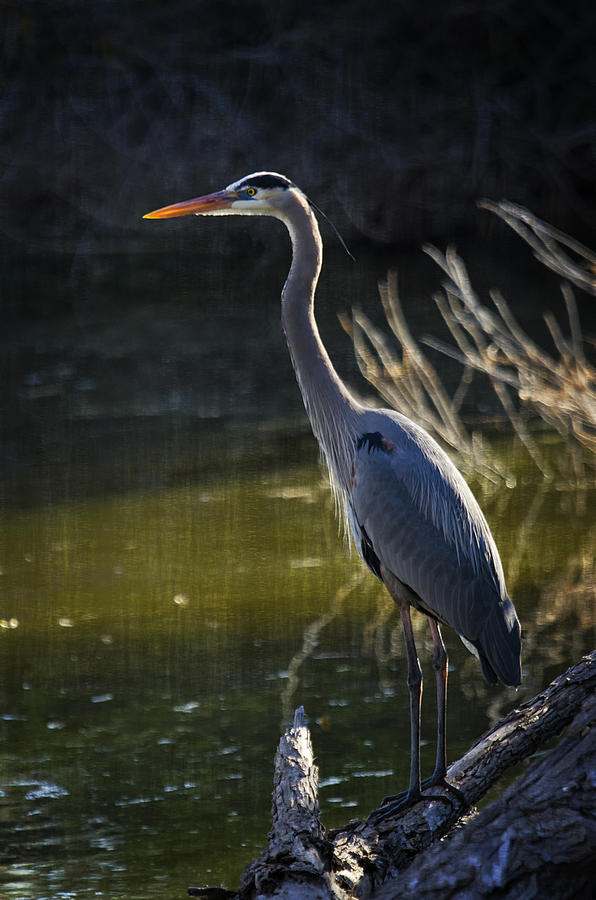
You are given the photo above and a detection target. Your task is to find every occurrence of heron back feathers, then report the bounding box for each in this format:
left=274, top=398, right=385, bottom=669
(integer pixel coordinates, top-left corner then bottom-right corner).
left=349, top=411, right=521, bottom=687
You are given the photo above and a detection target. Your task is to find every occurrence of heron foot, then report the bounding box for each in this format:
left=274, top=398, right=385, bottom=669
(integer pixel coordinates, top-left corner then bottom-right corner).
left=367, top=775, right=464, bottom=826
left=420, top=771, right=466, bottom=804
left=367, top=787, right=447, bottom=825
left=367, top=788, right=418, bottom=824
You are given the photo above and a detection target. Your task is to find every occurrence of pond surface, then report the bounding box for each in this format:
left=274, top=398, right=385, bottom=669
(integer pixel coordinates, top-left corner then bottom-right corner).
left=1, top=240, right=595, bottom=898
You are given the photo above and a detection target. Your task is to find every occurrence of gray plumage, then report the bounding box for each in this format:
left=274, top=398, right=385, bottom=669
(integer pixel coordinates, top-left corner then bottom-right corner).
left=350, top=411, right=520, bottom=686
left=144, top=171, right=522, bottom=816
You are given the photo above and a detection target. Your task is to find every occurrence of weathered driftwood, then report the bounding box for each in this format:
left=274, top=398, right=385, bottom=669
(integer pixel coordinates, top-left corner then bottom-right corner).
left=196, top=652, right=595, bottom=899
left=374, top=690, right=596, bottom=899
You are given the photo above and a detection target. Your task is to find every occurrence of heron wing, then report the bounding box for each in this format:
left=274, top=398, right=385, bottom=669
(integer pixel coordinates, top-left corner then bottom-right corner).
left=349, top=416, right=521, bottom=685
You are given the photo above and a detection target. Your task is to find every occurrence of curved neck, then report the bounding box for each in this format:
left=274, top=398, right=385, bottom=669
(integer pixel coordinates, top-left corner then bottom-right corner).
left=279, top=194, right=360, bottom=491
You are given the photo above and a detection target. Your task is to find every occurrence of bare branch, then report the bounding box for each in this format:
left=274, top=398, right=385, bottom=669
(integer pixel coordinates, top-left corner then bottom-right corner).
left=346, top=203, right=596, bottom=483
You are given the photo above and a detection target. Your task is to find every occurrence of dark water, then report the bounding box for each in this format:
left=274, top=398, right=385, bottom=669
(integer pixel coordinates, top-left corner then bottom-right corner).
left=1, top=245, right=595, bottom=898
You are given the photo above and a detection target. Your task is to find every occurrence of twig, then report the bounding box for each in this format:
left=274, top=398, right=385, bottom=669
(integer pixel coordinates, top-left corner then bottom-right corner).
left=346, top=203, right=596, bottom=483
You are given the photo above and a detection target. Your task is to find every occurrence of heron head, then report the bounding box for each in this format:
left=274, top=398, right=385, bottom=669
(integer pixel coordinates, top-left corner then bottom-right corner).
left=143, top=171, right=297, bottom=220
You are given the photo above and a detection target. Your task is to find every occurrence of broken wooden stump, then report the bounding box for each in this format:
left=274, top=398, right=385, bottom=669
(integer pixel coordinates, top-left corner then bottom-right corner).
left=374, top=688, right=596, bottom=899
left=195, top=651, right=595, bottom=899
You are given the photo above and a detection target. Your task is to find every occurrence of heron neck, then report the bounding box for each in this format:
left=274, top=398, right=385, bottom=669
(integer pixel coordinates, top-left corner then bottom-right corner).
left=280, top=198, right=360, bottom=492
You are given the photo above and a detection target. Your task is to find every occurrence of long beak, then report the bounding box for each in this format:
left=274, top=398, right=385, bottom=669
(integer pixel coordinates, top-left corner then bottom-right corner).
left=143, top=189, right=235, bottom=219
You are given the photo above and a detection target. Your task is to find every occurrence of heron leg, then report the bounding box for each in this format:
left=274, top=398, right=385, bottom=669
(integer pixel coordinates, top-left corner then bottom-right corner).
left=427, top=617, right=448, bottom=782
left=400, top=601, right=423, bottom=798
left=368, top=605, right=462, bottom=825
left=420, top=618, right=465, bottom=803
left=368, top=601, right=428, bottom=823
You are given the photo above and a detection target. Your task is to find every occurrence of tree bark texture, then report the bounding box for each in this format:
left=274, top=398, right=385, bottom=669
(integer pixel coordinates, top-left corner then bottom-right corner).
left=203, top=652, right=595, bottom=899
left=373, top=689, right=596, bottom=899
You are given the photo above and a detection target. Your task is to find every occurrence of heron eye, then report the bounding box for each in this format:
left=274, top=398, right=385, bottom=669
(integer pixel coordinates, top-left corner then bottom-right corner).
left=245, top=187, right=257, bottom=197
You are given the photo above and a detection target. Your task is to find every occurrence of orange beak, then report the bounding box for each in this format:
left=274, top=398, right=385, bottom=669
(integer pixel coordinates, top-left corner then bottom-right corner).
left=143, top=189, right=235, bottom=219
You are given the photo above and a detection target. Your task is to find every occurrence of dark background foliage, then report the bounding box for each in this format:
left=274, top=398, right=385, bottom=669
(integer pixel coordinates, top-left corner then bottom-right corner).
left=1, top=0, right=595, bottom=461
left=2, top=0, right=595, bottom=253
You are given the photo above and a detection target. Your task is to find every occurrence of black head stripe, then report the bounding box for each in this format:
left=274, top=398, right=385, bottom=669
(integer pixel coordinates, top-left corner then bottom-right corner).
left=239, top=173, right=293, bottom=190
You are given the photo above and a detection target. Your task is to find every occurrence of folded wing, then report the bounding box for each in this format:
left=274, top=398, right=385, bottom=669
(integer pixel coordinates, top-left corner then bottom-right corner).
left=349, top=417, right=521, bottom=686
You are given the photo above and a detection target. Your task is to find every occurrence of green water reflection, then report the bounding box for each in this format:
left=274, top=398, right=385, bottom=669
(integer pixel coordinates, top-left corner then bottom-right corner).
left=1, top=423, right=594, bottom=897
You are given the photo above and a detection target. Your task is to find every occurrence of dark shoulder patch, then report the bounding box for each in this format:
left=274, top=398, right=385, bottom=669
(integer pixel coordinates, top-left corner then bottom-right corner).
left=360, top=525, right=382, bottom=581
left=357, top=432, right=394, bottom=454
left=240, top=173, right=293, bottom=190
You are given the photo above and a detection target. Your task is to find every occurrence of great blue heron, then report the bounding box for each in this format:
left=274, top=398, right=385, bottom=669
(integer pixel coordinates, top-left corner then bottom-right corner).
left=144, top=172, right=522, bottom=821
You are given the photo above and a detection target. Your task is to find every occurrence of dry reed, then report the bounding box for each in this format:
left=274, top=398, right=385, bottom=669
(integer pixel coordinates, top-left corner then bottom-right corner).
left=343, top=202, right=596, bottom=483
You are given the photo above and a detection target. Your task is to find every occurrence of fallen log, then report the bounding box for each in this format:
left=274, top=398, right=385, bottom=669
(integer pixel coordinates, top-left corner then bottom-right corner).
left=373, top=689, right=596, bottom=899
left=192, top=651, right=595, bottom=899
